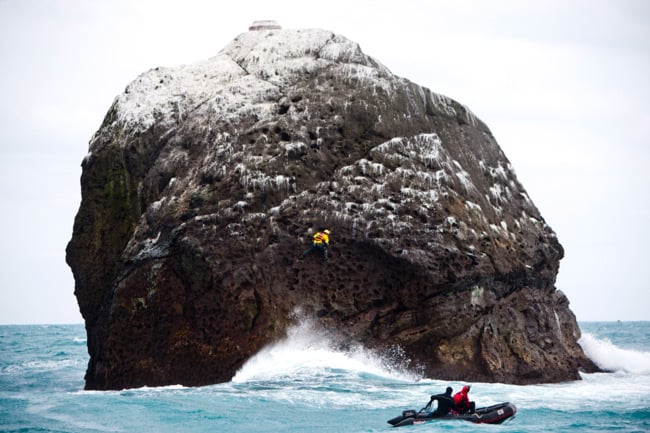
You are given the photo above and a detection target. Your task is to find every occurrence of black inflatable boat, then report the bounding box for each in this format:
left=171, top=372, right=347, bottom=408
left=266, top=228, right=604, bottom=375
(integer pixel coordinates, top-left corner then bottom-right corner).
left=388, top=401, right=516, bottom=427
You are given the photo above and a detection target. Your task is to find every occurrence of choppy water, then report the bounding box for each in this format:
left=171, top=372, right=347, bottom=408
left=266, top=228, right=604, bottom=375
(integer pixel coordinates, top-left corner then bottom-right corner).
left=1, top=321, right=649, bottom=432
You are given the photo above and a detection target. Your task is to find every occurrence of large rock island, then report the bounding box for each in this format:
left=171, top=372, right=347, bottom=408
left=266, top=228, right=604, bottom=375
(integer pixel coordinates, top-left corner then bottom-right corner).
left=67, top=26, right=598, bottom=390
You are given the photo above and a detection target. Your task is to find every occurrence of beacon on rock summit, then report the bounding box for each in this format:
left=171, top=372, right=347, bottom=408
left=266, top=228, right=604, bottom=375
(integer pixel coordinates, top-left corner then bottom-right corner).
left=248, top=20, right=282, bottom=31
left=67, top=26, right=599, bottom=390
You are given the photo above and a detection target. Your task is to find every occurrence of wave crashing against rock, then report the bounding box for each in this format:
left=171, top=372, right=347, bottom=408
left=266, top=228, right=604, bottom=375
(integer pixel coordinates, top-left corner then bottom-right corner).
left=66, top=26, right=599, bottom=390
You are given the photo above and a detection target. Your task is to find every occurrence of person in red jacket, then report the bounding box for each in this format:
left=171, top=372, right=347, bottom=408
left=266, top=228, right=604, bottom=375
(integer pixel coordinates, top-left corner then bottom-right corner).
left=453, top=385, right=476, bottom=414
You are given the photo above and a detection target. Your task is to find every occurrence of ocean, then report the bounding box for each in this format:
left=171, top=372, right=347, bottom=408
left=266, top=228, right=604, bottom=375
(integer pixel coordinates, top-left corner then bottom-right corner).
left=1, top=321, right=649, bottom=433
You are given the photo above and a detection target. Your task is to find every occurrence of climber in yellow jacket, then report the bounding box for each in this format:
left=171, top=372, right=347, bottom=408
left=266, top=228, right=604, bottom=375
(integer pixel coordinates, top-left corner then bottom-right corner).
left=299, top=228, right=330, bottom=262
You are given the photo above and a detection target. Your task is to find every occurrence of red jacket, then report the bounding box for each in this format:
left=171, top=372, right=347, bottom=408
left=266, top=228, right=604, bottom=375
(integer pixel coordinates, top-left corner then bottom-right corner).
left=453, top=385, right=471, bottom=411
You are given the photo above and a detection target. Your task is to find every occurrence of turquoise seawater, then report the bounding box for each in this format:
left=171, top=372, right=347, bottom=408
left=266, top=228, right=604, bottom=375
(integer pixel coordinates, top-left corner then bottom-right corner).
left=1, top=321, right=649, bottom=432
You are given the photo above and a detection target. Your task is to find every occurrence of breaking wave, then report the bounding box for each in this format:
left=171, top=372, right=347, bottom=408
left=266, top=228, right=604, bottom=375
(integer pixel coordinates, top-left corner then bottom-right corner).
left=232, top=318, right=421, bottom=384
left=579, top=332, right=650, bottom=374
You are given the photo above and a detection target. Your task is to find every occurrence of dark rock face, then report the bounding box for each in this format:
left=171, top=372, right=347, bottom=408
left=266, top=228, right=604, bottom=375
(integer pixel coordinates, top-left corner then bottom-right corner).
left=67, top=28, right=598, bottom=390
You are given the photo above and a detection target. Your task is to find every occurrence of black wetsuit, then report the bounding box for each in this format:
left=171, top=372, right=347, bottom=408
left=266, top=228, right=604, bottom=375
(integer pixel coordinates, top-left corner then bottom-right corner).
left=429, top=388, right=454, bottom=416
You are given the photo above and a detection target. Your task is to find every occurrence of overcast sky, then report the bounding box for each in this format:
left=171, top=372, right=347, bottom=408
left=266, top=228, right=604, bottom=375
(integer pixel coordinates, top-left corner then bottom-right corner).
left=1, top=0, right=648, bottom=324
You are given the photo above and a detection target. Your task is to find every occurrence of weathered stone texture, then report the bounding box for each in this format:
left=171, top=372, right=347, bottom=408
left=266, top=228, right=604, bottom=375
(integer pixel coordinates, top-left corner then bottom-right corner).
left=67, top=28, right=598, bottom=390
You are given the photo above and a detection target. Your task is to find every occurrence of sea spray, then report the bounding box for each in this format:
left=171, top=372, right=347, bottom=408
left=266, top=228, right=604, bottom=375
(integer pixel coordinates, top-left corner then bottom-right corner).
left=232, top=317, right=422, bottom=384
left=579, top=332, right=650, bottom=374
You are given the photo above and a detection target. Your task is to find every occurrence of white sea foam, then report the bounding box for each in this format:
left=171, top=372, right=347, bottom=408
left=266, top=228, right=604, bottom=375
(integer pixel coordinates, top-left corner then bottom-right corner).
left=227, top=322, right=650, bottom=413
left=579, top=332, right=650, bottom=374
left=5, top=323, right=650, bottom=431
left=232, top=318, right=419, bottom=384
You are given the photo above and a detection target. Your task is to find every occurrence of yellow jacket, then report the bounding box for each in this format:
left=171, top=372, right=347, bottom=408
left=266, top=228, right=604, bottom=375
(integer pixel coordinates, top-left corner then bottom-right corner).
left=312, top=231, right=329, bottom=245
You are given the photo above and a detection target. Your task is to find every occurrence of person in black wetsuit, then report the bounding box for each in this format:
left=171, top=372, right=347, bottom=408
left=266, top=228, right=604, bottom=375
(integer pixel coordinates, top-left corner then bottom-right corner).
left=427, top=387, right=454, bottom=416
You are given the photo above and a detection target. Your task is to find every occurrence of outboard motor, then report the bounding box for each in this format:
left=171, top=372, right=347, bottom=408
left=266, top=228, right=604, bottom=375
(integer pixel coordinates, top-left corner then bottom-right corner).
left=387, top=409, right=417, bottom=426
